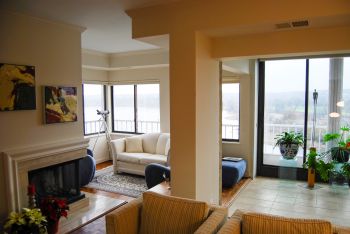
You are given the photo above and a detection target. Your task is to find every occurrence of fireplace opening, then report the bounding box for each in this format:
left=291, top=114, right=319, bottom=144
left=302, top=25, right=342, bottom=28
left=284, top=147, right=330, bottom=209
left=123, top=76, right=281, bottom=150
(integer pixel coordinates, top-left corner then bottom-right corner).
left=28, top=159, right=85, bottom=204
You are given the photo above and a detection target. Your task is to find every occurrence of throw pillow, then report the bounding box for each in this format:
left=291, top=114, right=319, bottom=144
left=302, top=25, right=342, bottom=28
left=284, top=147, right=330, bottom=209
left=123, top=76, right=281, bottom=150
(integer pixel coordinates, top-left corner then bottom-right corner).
left=140, top=191, right=209, bottom=234
left=125, top=137, right=143, bottom=153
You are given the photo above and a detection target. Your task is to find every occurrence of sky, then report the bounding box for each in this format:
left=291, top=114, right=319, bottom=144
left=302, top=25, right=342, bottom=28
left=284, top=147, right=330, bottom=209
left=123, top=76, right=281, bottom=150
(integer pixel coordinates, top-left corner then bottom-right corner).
left=265, top=57, right=350, bottom=93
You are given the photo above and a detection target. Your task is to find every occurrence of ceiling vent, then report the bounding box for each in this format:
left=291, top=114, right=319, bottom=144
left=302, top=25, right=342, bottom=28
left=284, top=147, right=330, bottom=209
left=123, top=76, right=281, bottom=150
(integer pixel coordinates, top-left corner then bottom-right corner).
left=276, top=20, right=309, bottom=30
left=275, top=22, right=292, bottom=29
left=292, top=20, right=309, bottom=27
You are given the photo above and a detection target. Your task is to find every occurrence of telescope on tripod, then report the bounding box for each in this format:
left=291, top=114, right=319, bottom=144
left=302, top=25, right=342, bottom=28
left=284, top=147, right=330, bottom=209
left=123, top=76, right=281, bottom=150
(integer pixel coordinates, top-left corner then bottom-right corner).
left=92, top=109, right=112, bottom=159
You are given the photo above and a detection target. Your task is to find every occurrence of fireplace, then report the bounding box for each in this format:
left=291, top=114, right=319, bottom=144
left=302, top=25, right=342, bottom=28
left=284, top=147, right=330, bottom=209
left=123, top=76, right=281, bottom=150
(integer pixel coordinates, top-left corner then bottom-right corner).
left=1, top=138, right=89, bottom=212
left=28, top=159, right=85, bottom=204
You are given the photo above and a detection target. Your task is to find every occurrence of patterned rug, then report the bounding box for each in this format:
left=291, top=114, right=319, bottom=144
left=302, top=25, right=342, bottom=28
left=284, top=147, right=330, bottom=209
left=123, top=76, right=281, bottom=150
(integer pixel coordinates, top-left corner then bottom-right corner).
left=85, top=166, right=147, bottom=197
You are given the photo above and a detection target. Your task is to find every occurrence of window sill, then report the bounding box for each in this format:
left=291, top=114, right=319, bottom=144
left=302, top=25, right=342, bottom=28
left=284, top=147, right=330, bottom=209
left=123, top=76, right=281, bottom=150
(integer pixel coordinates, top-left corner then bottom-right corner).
left=222, top=140, right=240, bottom=145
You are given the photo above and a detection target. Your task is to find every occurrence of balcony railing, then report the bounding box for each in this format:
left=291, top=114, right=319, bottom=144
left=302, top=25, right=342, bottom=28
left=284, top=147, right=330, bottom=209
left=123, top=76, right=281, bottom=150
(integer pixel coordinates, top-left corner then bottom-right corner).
left=222, top=124, right=239, bottom=140
left=113, top=119, right=160, bottom=133
left=85, top=120, right=328, bottom=152
left=84, top=120, right=106, bottom=135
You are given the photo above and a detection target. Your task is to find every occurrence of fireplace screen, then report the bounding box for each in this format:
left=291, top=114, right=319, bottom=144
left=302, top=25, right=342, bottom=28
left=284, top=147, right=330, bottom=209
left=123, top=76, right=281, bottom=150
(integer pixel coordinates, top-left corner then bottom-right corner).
left=28, top=159, right=85, bottom=204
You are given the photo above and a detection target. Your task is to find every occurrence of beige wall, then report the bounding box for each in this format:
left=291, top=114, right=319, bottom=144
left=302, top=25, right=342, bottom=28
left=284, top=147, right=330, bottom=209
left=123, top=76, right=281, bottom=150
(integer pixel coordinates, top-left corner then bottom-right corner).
left=109, top=49, right=168, bottom=68
left=0, top=11, right=83, bottom=221
left=82, top=68, right=109, bottom=82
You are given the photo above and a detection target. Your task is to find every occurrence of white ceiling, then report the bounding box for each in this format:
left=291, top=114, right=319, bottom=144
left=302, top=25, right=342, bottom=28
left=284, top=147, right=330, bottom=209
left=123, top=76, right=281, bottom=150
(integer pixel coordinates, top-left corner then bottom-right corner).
left=0, top=0, right=177, bottom=53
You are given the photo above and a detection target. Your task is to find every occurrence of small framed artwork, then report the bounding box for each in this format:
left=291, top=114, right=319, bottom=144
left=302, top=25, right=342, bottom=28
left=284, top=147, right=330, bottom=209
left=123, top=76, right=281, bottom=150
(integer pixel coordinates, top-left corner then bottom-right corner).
left=44, top=86, right=77, bottom=124
left=0, top=63, right=36, bottom=111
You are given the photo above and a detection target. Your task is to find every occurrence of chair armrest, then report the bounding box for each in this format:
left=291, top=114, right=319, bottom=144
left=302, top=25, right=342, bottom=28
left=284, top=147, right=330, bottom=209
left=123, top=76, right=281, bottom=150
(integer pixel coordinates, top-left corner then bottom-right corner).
left=194, top=206, right=227, bottom=234
left=217, top=217, right=241, bottom=234
left=217, top=209, right=243, bottom=234
left=333, top=225, right=350, bottom=234
left=110, top=138, right=125, bottom=155
left=105, top=197, right=142, bottom=234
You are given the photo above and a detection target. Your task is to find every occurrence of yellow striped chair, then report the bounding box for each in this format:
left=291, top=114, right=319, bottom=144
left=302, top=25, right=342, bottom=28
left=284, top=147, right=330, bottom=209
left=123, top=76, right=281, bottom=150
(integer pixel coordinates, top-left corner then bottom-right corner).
left=106, top=191, right=227, bottom=234
left=217, top=209, right=350, bottom=234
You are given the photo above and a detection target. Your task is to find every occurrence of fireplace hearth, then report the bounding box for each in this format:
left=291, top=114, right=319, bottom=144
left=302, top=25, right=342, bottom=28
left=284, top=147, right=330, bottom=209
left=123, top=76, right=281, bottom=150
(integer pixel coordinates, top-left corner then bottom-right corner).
left=28, top=158, right=85, bottom=204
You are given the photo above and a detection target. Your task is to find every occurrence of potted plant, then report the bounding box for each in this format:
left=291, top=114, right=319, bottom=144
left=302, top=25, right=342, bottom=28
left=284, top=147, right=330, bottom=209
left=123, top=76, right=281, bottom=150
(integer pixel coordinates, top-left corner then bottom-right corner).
left=40, top=196, right=69, bottom=234
left=274, top=131, right=304, bottom=159
left=323, top=126, right=350, bottom=163
left=3, top=208, right=47, bottom=234
left=303, top=148, right=335, bottom=187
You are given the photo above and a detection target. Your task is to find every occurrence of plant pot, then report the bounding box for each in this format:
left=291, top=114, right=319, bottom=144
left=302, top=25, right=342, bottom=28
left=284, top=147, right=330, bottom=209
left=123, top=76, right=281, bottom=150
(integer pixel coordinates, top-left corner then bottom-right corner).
left=47, top=220, right=59, bottom=234
left=308, top=168, right=315, bottom=188
left=279, top=143, right=299, bottom=160
left=331, top=147, right=349, bottom=163
left=329, top=171, right=346, bottom=185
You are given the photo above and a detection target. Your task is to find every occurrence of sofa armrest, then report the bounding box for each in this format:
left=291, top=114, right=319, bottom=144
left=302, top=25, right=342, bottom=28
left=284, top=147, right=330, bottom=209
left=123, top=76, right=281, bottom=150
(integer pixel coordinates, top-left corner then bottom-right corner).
left=110, top=138, right=125, bottom=155
left=105, top=197, right=142, bottom=234
left=194, top=205, right=227, bottom=234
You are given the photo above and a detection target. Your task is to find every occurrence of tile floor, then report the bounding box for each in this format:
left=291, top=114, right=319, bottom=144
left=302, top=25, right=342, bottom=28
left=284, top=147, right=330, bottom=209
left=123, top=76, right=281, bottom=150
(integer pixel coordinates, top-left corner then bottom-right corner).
left=229, top=177, right=350, bottom=227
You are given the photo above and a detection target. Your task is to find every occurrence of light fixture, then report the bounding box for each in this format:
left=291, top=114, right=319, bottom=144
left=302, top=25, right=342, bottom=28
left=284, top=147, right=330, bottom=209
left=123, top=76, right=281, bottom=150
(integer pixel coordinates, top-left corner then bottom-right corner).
left=337, top=101, right=344, bottom=107
left=329, top=112, right=340, bottom=118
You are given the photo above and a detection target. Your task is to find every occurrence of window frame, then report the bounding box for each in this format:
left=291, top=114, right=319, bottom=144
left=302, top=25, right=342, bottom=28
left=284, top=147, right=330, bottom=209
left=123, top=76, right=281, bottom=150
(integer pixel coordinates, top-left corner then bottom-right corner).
left=111, top=83, right=160, bottom=134
left=82, top=83, right=107, bottom=136
left=222, top=81, right=240, bottom=142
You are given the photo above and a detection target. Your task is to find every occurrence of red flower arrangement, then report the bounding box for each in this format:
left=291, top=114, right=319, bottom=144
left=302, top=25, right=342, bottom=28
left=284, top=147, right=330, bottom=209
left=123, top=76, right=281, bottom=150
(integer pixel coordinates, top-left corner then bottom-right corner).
left=40, top=196, right=69, bottom=222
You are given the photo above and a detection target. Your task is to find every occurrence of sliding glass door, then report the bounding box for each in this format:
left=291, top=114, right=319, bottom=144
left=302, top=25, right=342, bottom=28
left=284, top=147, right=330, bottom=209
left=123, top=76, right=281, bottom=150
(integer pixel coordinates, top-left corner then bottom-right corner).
left=257, top=56, right=350, bottom=178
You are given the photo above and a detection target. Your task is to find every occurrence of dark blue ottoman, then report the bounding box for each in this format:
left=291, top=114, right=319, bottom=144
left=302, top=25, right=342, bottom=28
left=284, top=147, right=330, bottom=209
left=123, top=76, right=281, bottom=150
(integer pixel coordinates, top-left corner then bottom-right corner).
left=222, top=159, right=246, bottom=188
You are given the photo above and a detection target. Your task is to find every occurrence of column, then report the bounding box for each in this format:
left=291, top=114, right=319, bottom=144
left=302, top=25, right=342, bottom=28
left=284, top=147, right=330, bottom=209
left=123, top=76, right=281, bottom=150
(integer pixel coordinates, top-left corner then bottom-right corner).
left=169, top=30, right=220, bottom=203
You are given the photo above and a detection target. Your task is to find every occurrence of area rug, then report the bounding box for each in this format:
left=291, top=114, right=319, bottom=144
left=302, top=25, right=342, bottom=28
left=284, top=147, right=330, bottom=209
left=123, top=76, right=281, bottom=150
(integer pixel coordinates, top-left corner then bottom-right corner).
left=85, top=166, right=147, bottom=197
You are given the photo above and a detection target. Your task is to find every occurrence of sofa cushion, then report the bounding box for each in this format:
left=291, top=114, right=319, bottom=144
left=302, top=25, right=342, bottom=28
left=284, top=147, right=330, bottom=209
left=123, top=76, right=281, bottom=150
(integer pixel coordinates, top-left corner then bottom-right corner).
left=156, top=133, right=170, bottom=155
left=142, top=133, right=161, bottom=154
left=125, top=137, right=143, bottom=153
left=139, top=154, right=167, bottom=165
left=242, top=211, right=332, bottom=234
left=117, top=152, right=153, bottom=164
left=140, top=191, right=209, bottom=234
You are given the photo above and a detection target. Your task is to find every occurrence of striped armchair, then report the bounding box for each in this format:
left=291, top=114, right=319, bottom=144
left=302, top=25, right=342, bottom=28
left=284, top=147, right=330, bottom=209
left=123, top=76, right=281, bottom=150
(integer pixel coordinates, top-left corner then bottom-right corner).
left=106, top=191, right=227, bottom=234
left=218, top=209, right=350, bottom=234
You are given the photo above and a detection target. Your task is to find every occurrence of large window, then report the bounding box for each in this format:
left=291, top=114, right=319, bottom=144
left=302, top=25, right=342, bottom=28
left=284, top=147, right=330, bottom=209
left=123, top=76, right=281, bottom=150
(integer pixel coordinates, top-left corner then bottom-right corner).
left=222, top=83, right=240, bottom=141
left=258, top=56, right=349, bottom=173
left=83, top=84, right=106, bottom=135
left=112, top=84, right=160, bottom=133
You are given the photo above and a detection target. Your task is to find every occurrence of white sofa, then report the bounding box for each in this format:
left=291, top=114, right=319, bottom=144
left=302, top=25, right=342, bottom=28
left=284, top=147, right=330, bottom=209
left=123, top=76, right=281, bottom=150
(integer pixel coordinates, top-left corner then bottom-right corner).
left=110, top=133, right=170, bottom=176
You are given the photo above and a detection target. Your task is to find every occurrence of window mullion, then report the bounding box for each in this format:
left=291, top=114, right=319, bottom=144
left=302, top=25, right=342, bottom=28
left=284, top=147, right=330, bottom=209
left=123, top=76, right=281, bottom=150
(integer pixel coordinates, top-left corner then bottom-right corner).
left=303, top=59, right=310, bottom=163
left=134, top=85, right=138, bottom=133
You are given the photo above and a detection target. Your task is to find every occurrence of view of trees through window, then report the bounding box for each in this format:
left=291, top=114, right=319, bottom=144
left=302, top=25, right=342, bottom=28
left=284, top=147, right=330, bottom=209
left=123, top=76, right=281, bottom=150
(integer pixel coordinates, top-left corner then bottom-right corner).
left=262, top=57, right=350, bottom=168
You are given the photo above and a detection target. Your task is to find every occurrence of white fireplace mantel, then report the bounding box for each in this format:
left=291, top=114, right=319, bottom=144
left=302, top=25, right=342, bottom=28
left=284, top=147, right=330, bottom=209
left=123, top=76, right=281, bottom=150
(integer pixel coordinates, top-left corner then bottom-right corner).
left=1, top=137, right=90, bottom=212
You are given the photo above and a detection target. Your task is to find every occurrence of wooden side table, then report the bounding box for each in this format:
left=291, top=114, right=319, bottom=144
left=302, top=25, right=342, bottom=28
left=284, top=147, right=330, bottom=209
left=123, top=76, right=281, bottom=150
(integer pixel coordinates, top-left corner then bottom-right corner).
left=148, top=181, right=171, bottom=196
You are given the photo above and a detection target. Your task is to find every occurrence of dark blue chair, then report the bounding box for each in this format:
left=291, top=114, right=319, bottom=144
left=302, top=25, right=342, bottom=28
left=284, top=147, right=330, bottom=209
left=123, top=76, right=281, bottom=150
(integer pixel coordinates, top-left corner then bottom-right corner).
left=79, top=149, right=96, bottom=187
left=145, top=163, right=170, bottom=189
